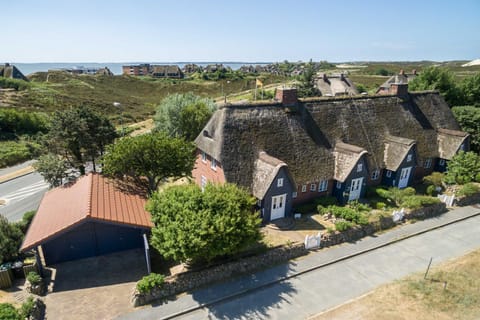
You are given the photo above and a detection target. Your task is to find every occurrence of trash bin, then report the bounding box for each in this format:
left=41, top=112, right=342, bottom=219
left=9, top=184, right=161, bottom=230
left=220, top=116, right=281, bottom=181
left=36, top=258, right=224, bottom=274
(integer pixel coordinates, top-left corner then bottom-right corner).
left=12, top=260, right=25, bottom=279
left=0, top=263, right=14, bottom=288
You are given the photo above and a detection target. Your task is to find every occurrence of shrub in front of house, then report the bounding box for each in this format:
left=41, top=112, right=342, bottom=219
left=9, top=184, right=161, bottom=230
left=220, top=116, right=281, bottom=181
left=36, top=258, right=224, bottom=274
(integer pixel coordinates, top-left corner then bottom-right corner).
left=320, top=205, right=369, bottom=225
left=423, top=172, right=445, bottom=188
left=26, top=272, right=41, bottom=286
left=314, top=196, right=338, bottom=207
left=335, top=220, right=354, bottom=232
left=401, top=195, right=441, bottom=209
left=0, top=303, right=21, bottom=320
left=457, top=183, right=480, bottom=197
left=136, top=273, right=165, bottom=294
left=375, top=202, right=386, bottom=210
left=426, top=184, right=437, bottom=196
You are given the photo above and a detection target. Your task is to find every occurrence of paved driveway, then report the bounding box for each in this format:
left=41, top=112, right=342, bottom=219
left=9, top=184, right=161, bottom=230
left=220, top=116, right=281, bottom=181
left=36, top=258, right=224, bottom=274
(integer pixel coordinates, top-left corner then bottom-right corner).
left=44, top=249, right=148, bottom=320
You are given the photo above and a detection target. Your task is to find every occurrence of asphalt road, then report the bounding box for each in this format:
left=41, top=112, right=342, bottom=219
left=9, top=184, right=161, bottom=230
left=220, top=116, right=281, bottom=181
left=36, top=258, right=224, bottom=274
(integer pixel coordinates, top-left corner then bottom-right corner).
left=0, top=172, right=48, bottom=221
left=118, top=208, right=480, bottom=320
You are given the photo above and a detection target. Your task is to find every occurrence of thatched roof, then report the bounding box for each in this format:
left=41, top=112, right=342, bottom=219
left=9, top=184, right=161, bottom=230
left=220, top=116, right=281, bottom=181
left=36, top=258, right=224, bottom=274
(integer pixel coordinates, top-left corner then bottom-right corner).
left=384, top=135, right=416, bottom=171
left=333, top=142, right=368, bottom=182
left=195, top=91, right=464, bottom=194
left=0, top=63, right=28, bottom=81
left=316, top=74, right=358, bottom=96
left=252, top=152, right=292, bottom=199
left=377, top=73, right=416, bottom=92
left=437, top=128, right=469, bottom=160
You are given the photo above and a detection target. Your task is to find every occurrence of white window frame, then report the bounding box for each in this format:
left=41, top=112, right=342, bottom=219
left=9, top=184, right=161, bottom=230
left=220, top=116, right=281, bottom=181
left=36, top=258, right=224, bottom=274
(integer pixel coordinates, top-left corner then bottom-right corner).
left=211, top=158, right=217, bottom=171
left=439, top=159, right=446, bottom=166
left=424, top=158, right=432, bottom=169
left=292, top=191, right=297, bottom=198
left=200, top=175, right=207, bottom=191
left=318, top=180, right=328, bottom=192
left=357, top=163, right=363, bottom=172
left=201, top=151, right=207, bottom=163
left=301, top=184, right=307, bottom=193
left=336, top=181, right=342, bottom=189
left=386, top=170, right=392, bottom=178
left=407, top=154, right=412, bottom=162
left=277, top=178, right=284, bottom=187
left=371, top=169, right=380, bottom=180
left=310, top=183, right=316, bottom=191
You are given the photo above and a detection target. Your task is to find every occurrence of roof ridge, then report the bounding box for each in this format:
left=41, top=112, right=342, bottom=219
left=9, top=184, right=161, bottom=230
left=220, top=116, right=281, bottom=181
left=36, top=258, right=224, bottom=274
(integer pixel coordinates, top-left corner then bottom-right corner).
left=86, top=173, right=94, bottom=218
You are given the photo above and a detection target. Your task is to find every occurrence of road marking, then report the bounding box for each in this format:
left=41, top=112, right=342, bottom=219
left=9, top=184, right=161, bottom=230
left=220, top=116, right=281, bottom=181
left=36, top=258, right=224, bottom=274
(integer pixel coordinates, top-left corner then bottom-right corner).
left=0, top=181, right=49, bottom=204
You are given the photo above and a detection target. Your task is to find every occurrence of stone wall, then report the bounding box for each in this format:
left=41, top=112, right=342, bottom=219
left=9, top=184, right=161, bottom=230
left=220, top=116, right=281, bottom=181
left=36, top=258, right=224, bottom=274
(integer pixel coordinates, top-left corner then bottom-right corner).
left=456, top=192, right=480, bottom=207
left=133, top=243, right=308, bottom=306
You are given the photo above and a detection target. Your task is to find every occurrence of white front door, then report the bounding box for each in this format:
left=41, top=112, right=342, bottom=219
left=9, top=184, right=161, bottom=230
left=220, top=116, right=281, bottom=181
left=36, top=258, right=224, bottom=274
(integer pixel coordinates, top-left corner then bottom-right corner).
left=398, top=167, right=412, bottom=188
left=270, top=194, right=286, bottom=220
left=348, top=177, right=363, bottom=201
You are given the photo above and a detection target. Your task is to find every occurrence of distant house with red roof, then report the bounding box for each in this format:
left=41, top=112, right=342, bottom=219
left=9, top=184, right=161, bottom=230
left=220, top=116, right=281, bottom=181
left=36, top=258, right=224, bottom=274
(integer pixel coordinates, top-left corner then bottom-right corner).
left=21, top=173, right=152, bottom=265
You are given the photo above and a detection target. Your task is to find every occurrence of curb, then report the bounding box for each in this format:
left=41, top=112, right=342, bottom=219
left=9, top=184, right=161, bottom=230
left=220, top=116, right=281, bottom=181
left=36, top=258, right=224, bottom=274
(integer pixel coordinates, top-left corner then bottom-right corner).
left=0, top=170, right=36, bottom=184
left=158, top=208, right=480, bottom=319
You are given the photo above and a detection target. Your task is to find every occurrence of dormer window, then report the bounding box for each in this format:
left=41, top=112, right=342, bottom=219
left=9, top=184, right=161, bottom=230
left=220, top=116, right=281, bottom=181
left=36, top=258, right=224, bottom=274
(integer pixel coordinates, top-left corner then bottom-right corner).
left=357, top=163, right=363, bottom=172
left=407, top=154, right=412, bottom=162
left=277, top=178, right=284, bottom=187
left=201, top=151, right=207, bottom=163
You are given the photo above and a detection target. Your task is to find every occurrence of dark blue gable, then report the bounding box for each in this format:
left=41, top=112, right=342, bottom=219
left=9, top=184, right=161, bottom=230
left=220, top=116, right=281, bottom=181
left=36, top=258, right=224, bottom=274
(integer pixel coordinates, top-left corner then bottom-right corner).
left=382, top=146, right=416, bottom=188
left=333, top=156, right=369, bottom=204
left=259, top=167, right=294, bottom=223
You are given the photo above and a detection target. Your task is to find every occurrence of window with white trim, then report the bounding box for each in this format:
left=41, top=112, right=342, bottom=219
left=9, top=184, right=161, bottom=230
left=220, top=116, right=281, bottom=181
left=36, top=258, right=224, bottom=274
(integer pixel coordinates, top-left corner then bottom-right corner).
left=407, top=154, right=412, bottom=162
left=211, top=158, right=217, bottom=170
left=277, top=178, right=284, bottom=187
left=336, top=181, right=342, bottom=189
left=292, top=192, right=297, bottom=198
left=386, top=170, right=392, bottom=178
left=424, top=158, right=432, bottom=168
left=201, top=151, right=207, bottom=163
left=371, top=169, right=380, bottom=180
left=439, top=159, right=446, bottom=166
left=310, top=183, right=316, bottom=191
left=301, top=184, right=307, bottom=192
left=357, top=163, right=363, bottom=172
left=201, top=175, right=207, bottom=191
left=318, top=180, right=328, bottom=192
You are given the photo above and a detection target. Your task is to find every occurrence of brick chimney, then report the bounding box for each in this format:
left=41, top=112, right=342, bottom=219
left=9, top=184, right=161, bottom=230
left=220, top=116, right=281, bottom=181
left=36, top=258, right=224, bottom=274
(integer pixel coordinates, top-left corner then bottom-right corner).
left=399, top=69, right=405, bottom=75
left=390, top=83, right=408, bottom=97
left=275, top=87, right=298, bottom=106
left=412, top=69, right=417, bottom=75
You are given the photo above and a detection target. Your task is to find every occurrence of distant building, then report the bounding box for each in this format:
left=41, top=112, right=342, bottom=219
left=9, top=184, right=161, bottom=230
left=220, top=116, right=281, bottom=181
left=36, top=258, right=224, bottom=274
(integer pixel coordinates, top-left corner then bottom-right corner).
left=150, top=65, right=183, bottom=78
left=316, top=73, right=358, bottom=96
left=122, top=64, right=184, bottom=78
left=377, top=69, right=417, bottom=95
left=59, top=66, right=113, bottom=76
left=0, top=63, right=28, bottom=81
left=95, top=67, right=114, bottom=76
left=182, top=63, right=202, bottom=74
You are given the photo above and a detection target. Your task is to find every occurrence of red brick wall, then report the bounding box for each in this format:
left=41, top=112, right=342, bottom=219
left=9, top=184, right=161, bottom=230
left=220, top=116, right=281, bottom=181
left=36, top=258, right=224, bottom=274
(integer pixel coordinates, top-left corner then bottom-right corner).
left=275, top=88, right=298, bottom=106
left=192, top=150, right=225, bottom=187
left=292, top=179, right=333, bottom=206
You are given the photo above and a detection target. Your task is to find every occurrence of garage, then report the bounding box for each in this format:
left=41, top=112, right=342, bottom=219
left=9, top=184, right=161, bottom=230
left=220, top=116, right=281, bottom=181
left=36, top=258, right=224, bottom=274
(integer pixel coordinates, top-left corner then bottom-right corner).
left=21, top=173, right=152, bottom=266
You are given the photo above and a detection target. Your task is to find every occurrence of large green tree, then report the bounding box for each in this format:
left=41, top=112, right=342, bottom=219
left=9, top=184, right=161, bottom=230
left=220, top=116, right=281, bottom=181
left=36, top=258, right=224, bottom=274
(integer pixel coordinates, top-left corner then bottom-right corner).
left=452, top=106, right=480, bottom=153
left=460, top=73, right=480, bottom=106
left=0, top=215, right=23, bottom=264
left=102, top=132, right=196, bottom=194
left=147, top=183, right=262, bottom=264
left=154, top=93, right=216, bottom=141
left=33, top=153, right=68, bottom=187
left=444, top=151, right=480, bottom=185
left=297, top=60, right=320, bottom=98
left=46, top=106, right=117, bottom=175
left=408, top=66, right=461, bottom=106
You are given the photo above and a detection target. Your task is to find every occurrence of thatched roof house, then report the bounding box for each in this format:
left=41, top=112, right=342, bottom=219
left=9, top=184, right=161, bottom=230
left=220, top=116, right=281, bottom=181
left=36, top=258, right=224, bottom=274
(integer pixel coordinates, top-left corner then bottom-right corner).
left=316, top=73, right=358, bottom=96
left=377, top=69, right=417, bottom=95
left=193, top=87, right=468, bottom=222
left=0, top=63, right=28, bottom=81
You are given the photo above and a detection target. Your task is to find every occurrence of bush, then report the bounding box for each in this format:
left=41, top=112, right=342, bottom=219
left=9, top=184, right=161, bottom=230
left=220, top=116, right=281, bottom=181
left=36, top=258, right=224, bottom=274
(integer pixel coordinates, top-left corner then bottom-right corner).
left=476, top=173, right=480, bottom=183
left=335, top=220, right=354, bottom=232
left=18, top=211, right=36, bottom=234
left=376, top=202, right=386, bottom=210
left=426, top=184, right=437, bottom=196
left=0, top=215, right=23, bottom=264
left=423, top=172, right=444, bottom=188
left=136, top=273, right=165, bottom=294
left=401, top=195, right=441, bottom=209
left=321, top=205, right=369, bottom=225
left=457, top=183, right=480, bottom=197
left=0, top=303, right=21, bottom=320
left=20, top=296, right=35, bottom=318
left=26, top=272, right=42, bottom=286
left=444, top=151, right=480, bottom=185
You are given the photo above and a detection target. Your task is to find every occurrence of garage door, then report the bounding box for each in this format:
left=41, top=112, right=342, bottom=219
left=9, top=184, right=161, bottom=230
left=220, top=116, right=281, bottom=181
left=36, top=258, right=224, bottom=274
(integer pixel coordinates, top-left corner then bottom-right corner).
left=42, top=221, right=145, bottom=265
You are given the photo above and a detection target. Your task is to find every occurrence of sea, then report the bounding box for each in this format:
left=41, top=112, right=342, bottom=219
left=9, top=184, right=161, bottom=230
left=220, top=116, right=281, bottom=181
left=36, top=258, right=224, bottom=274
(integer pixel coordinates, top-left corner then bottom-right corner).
left=11, top=62, right=271, bottom=76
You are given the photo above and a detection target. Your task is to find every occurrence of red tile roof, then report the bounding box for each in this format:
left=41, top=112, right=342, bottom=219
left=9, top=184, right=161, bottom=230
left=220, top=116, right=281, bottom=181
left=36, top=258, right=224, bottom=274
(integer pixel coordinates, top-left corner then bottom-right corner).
left=21, top=173, right=152, bottom=251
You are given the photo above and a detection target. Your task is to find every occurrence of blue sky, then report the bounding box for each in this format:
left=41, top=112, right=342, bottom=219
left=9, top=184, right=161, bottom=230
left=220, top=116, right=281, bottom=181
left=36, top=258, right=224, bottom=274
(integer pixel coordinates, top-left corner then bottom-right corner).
left=3, top=0, right=480, bottom=62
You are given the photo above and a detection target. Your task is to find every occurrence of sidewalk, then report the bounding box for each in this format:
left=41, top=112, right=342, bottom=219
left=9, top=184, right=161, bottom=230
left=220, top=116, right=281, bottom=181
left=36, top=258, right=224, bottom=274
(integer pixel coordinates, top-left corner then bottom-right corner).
left=117, top=204, right=480, bottom=320
left=0, top=160, right=36, bottom=184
